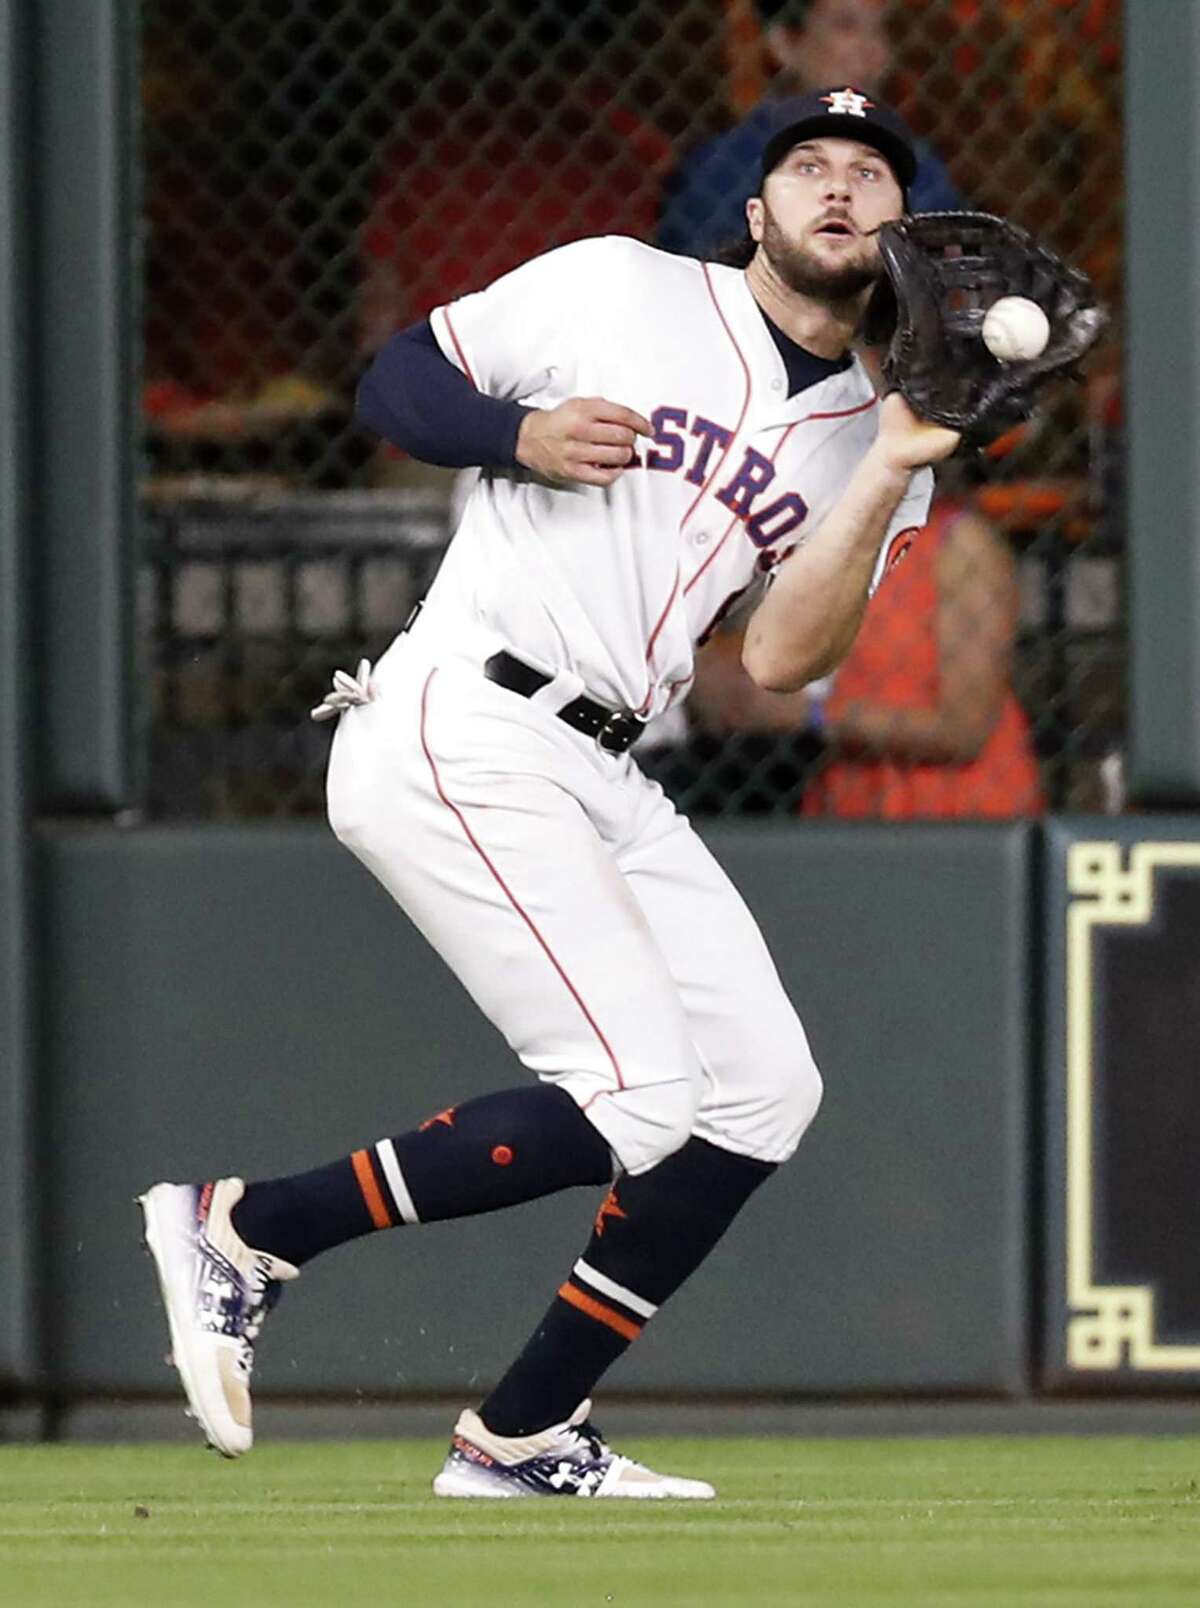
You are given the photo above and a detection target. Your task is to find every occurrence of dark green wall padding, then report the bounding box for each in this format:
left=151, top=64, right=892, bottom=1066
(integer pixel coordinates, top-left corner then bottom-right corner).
left=1126, top=1, right=1200, bottom=803
left=0, top=0, right=36, bottom=1390
left=33, top=0, right=136, bottom=810
left=37, top=822, right=1032, bottom=1399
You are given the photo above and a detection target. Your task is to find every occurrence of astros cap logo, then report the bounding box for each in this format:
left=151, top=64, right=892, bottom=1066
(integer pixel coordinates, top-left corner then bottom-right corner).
left=821, top=87, right=874, bottom=118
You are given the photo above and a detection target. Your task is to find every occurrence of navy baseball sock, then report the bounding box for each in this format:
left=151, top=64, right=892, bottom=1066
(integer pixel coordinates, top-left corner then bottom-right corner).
left=478, top=1137, right=776, bottom=1437
left=230, top=1084, right=612, bottom=1267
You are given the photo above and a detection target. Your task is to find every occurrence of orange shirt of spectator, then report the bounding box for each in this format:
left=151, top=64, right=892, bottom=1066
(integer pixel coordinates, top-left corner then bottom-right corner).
left=801, top=500, right=1044, bottom=819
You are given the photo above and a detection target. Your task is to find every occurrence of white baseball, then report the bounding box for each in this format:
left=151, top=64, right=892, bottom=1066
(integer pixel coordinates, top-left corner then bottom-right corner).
left=982, top=296, right=1051, bottom=363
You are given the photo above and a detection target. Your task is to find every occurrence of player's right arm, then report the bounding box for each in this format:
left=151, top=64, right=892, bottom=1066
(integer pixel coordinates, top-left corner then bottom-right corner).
left=741, top=394, right=959, bottom=692
left=355, top=239, right=649, bottom=487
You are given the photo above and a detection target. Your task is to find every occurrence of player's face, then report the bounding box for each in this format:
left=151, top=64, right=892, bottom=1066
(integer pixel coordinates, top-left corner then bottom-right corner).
left=748, top=137, right=903, bottom=302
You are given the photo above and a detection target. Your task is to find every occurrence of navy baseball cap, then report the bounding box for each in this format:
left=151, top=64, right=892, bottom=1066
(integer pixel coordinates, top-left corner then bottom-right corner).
left=759, top=86, right=918, bottom=191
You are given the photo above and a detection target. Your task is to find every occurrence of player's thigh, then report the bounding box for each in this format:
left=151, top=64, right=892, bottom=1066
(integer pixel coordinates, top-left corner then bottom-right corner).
left=327, top=670, right=702, bottom=1168
left=618, top=793, right=822, bottom=1163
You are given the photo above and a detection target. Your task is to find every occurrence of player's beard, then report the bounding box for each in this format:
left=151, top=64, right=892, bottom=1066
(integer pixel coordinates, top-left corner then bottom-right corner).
left=759, top=202, right=880, bottom=304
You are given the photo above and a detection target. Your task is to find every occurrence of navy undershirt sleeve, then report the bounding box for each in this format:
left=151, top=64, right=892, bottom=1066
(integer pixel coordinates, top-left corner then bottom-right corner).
left=355, top=319, right=532, bottom=470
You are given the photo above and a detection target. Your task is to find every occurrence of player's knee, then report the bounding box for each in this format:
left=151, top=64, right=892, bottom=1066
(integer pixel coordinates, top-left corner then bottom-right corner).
left=653, top=1078, right=704, bottom=1161
left=771, top=1056, right=824, bottom=1161
left=746, top=1041, right=823, bottom=1170
left=600, top=1075, right=702, bottom=1174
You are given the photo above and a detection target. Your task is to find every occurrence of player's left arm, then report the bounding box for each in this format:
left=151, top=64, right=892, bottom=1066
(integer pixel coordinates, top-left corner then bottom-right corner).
left=741, top=395, right=956, bottom=691
left=356, top=319, right=533, bottom=469
left=356, top=324, right=650, bottom=485
left=356, top=238, right=650, bottom=484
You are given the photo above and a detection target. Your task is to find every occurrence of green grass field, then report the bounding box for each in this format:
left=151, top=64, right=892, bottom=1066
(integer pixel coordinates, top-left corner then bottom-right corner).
left=2, top=1437, right=1198, bottom=1607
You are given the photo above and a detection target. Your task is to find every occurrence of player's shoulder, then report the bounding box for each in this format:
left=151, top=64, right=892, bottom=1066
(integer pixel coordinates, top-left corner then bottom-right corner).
left=844, top=352, right=885, bottom=408
left=476, top=236, right=712, bottom=324
left=698, top=256, right=748, bottom=293
left=477, top=236, right=687, bottom=308
left=578, top=234, right=711, bottom=279
left=565, top=236, right=716, bottom=308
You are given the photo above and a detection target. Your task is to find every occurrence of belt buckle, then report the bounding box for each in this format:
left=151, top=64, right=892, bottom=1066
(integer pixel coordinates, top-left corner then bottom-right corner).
left=597, top=709, right=638, bottom=754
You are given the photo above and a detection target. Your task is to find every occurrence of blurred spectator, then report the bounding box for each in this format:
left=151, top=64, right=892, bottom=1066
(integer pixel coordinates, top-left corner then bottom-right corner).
left=141, top=21, right=350, bottom=487
left=804, top=496, right=1044, bottom=817
left=888, top=0, right=1122, bottom=304
left=660, top=0, right=962, bottom=260
left=689, top=496, right=1043, bottom=819
left=356, top=5, right=674, bottom=488
left=358, top=35, right=673, bottom=355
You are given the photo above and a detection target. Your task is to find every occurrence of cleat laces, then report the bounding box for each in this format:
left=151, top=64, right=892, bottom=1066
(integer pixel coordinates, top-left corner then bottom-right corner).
left=544, top=1415, right=638, bottom=1497
left=232, top=1261, right=284, bottom=1386
left=193, top=1237, right=282, bottom=1386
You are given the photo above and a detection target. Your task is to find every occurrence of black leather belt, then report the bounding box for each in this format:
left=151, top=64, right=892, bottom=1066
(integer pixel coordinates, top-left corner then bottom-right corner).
left=484, top=650, right=644, bottom=754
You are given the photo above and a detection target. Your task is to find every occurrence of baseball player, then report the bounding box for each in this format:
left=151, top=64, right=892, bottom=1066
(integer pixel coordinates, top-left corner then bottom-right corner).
left=142, top=87, right=958, bottom=1499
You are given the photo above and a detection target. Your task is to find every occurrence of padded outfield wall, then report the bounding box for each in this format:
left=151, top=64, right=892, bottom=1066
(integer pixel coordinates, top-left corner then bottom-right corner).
left=32, top=822, right=1031, bottom=1403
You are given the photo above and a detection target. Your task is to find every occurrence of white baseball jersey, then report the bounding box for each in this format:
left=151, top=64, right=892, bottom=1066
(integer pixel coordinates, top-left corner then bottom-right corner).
left=328, top=233, right=931, bottom=1177
left=425, top=235, right=932, bottom=719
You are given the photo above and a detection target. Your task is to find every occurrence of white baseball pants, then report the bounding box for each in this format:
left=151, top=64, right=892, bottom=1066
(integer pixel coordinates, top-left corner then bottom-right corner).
left=325, top=631, right=822, bottom=1176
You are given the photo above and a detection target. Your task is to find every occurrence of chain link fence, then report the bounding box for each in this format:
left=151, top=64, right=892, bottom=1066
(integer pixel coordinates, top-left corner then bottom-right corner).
left=138, top=0, right=1124, bottom=819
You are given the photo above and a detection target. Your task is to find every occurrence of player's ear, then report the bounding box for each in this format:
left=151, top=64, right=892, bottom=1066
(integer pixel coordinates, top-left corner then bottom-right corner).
left=746, top=196, right=764, bottom=244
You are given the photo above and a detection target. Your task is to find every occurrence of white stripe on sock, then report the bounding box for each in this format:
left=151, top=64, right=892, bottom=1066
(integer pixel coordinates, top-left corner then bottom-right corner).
left=572, top=1258, right=657, bottom=1320
left=375, top=1138, right=420, bottom=1225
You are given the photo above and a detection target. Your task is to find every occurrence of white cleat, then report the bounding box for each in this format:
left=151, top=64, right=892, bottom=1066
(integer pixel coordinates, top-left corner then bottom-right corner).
left=432, top=1400, right=716, bottom=1499
left=139, top=1178, right=298, bottom=1458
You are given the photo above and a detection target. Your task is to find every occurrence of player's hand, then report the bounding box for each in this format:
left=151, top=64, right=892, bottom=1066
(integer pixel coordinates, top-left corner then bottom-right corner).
left=516, top=397, right=652, bottom=488
left=871, top=393, right=961, bottom=473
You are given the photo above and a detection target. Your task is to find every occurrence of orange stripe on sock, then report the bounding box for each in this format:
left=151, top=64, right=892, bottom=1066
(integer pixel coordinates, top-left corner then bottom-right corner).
left=557, top=1282, right=642, bottom=1343
left=351, top=1149, right=392, bottom=1230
